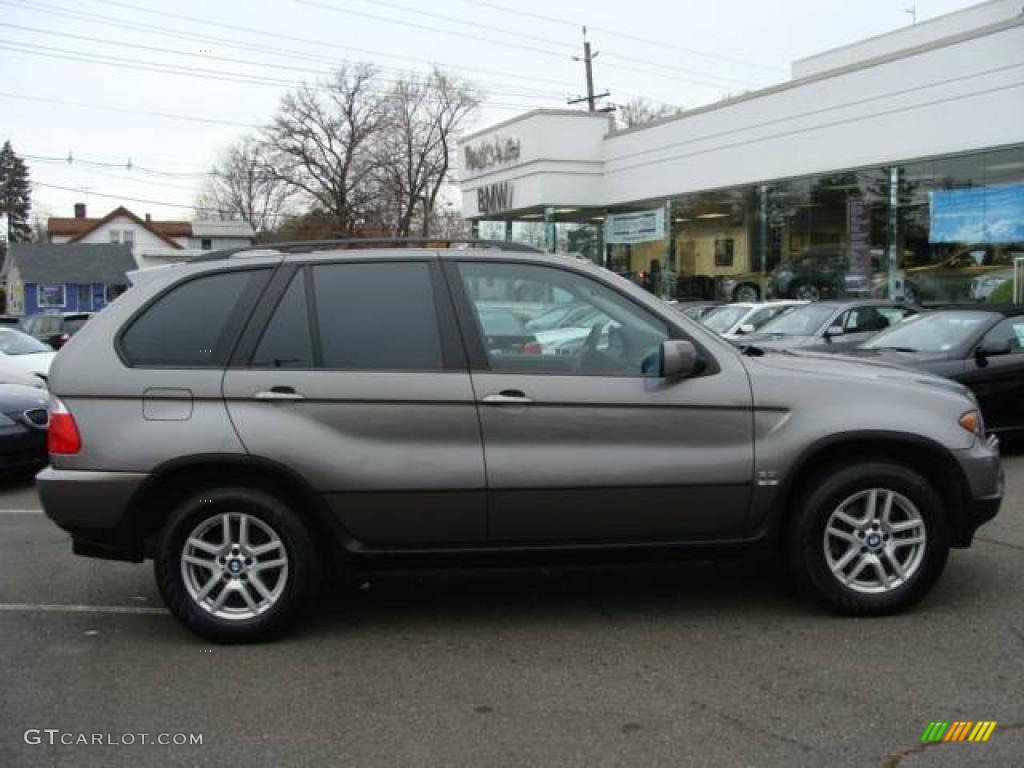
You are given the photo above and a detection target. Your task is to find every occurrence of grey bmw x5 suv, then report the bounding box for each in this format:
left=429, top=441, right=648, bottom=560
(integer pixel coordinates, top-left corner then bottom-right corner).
left=38, top=241, right=1003, bottom=642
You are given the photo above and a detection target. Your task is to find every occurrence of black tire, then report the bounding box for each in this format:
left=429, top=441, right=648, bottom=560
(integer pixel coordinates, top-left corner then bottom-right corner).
left=791, top=282, right=820, bottom=301
left=786, top=462, right=949, bottom=615
left=155, top=487, right=322, bottom=643
left=732, top=283, right=761, bottom=302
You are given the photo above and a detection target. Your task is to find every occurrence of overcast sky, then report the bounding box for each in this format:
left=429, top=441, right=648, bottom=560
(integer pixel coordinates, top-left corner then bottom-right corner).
left=1, top=0, right=982, bottom=224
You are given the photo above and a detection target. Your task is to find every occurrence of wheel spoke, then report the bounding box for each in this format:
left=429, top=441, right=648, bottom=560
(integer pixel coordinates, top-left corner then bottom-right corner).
left=890, top=519, right=924, bottom=534
left=183, top=554, right=215, bottom=570
left=252, top=558, right=286, bottom=573
left=212, top=583, right=232, bottom=611
left=238, top=583, right=258, bottom=612
left=196, top=574, right=220, bottom=601
left=248, top=573, right=273, bottom=601
left=250, top=541, right=282, bottom=557
left=221, top=513, right=232, bottom=547
left=826, top=525, right=860, bottom=545
left=863, top=489, right=878, bottom=523
left=846, top=554, right=871, bottom=583
left=892, top=534, right=925, bottom=548
left=833, top=509, right=863, bottom=530
left=880, top=491, right=895, bottom=526
left=187, top=537, right=220, bottom=556
left=885, top=549, right=906, bottom=580
left=831, top=545, right=860, bottom=574
left=239, top=515, right=249, bottom=549
left=875, top=558, right=892, bottom=588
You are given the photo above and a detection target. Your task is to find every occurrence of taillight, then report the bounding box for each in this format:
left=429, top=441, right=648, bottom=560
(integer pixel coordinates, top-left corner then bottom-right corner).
left=48, top=396, right=81, bottom=454
left=57, top=333, right=70, bottom=348
left=522, top=342, right=542, bottom=356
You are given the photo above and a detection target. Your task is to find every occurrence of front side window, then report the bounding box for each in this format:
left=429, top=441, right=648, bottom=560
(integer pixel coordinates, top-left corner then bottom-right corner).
left=312, top=262, right=443, bottom=370
left=458, top=262, right=669, bottom=376
left=981, top=316, right=1024, bottom=353
left=37, top=284, right=65, bottom=308
left=121, top=269, right=265, bottom=366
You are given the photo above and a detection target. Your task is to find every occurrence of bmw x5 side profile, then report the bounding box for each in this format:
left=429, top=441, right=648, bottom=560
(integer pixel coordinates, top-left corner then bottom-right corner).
left=37, top=241, right=1003, bottom=642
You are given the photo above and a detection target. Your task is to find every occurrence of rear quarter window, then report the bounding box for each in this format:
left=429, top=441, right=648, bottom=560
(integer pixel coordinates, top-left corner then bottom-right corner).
left=120, top=269, right=268, bottom=367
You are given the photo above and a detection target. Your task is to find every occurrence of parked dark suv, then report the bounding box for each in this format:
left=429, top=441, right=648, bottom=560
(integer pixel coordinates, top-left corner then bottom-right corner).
left=38, top=241, right=1003, bottom=642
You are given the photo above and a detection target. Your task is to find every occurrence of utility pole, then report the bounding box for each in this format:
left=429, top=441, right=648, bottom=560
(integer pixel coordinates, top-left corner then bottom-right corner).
left=569, top=27, right=611, bottom=112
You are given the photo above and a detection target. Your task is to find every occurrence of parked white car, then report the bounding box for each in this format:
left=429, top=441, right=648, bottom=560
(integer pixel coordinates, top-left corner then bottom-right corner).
left=701, top=301, right=807, bottom=339
left=0, top=328, right=56, bottom=382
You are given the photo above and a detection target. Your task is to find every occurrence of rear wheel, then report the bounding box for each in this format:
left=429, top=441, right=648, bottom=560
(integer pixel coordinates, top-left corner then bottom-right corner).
left=155, top=487, right=322, bottom=642
left=732, top=283, right=760, bottom=302
left=792, top=282, right=820, bottom=301
left=787, top=462, right=949, bottom=615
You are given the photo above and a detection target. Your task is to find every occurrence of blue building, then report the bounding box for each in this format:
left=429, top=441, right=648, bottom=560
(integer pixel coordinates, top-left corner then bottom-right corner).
left=1, top=243, right=136, bottom=317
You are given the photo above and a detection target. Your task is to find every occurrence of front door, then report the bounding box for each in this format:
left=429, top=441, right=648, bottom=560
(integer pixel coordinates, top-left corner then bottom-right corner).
left=960, top=316, right=1024, bottom=435
left=450, top=260, right=754, bottom=543
left=223, top=259, right=487, bottom=547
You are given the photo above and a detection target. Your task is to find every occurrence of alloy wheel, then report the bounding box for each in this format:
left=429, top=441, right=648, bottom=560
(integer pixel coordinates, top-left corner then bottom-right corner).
left=823, top=488, right=926, bottom=595
left=181, top=512, right=289, bottom=621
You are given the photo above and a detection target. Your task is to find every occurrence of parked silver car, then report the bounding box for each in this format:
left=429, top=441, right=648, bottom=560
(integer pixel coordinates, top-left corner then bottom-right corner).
left=37, top=241, right=1003, bottom=641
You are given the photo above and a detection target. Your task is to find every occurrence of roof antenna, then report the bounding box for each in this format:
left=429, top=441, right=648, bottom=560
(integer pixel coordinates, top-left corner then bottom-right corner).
left=905, top=3, right=917, bottom=24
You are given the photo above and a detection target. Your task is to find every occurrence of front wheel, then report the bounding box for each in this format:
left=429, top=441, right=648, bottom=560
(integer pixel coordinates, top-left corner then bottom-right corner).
left=787, top=463, right=949, bottom=615
left=732, top=283, right=760, bottom=303
left=155, top=487, right=322, bottom=642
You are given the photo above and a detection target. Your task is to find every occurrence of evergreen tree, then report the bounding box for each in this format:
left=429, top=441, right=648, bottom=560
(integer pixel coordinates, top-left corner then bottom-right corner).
left=0, top=141, right=32, bottom=243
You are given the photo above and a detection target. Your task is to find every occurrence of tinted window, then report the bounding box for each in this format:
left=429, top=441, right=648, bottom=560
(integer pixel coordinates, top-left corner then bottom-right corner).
left=122, top=270, right=264, bottom=366
left=981, top=316, right=1024, bottom=353
left=458, top=262, right=669, bottom=377
left=252, top=271, right=314, bottom=368
left=64, top=317, right=89, bottom=334
left=312, top=262, right=443, bottom=370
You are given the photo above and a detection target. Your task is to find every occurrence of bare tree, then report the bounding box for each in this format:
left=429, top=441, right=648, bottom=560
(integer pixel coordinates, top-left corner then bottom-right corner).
left=196, top=136, right=292, bottom=233
left=617, top=97, right=683, bottom=129
left=371, top=68, right=480, bottom=237
left=263, top=64, right=389, bottom=235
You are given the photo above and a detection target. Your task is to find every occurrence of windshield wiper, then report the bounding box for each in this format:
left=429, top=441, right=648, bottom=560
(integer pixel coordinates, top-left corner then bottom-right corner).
left=738, top=344, right=765, bottom=356
left=873, top=346, right=918, bottom=353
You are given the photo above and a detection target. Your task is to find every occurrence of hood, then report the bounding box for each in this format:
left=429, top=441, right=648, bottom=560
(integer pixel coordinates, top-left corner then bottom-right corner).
left=0, top=351, right=56, bottom=378
left=839, top=347, right=953, bottom=366
left=743, top=347, right=970, bottom=397
left=739, top=334, right=819, bottom=349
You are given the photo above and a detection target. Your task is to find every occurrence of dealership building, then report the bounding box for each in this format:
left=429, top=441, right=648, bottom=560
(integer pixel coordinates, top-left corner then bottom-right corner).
left=458, top=0, right=1024, bottom=302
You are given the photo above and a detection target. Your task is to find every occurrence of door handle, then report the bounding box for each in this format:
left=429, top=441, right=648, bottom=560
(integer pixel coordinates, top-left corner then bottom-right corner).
left=253, top=386, right=305, bottom=402
left=481, top=390, right=533, bottom=405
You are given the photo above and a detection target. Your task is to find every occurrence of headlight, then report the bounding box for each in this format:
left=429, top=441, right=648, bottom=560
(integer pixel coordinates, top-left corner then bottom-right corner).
left=959, top=409, right=985, bottom=437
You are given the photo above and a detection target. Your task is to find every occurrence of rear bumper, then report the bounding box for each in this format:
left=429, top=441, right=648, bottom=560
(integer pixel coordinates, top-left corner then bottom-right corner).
left=951, top=434, right=1004, bottom=546
left=36, top=466, right=148, bottom=561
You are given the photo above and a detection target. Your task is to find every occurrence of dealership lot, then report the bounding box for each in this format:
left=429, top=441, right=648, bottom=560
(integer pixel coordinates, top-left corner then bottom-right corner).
left=0, top=458, right=1021, bottom=768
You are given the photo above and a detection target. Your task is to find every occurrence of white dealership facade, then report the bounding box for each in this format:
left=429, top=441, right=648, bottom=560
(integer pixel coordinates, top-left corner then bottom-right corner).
left=458, top=0, right=1024, bottom=300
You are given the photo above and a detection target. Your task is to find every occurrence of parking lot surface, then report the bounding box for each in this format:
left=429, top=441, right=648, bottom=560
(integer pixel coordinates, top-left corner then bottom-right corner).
left=1, top=456, right=1022, bottom=768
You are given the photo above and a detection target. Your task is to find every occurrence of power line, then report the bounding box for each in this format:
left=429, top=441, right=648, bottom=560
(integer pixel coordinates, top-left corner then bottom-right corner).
left=0, top=90, right=261, bottom=128
left=43, top=0, right=587, bottom=92
left=456, top=0, right=787, bottom=76
left=0, top=20, right=571, bottom=101
left=293, top=0, right=755, bottom=90
left=31, top=180, right=240, bottom=216
left=0, top=40, right=548, bottom=111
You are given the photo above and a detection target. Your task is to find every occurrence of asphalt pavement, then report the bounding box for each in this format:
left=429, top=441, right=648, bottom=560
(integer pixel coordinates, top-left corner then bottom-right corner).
left=1, top=456, right=1022, bottom=768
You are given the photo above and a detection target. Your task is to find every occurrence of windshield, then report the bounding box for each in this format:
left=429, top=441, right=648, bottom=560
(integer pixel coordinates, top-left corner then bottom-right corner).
left=745, top=305, right=796, bottom=331
left=703, top=305, right=750, bottom=333
left=862, top=311, right=992, bottom=353
left=524, top=304, right=579, bottom=333
left=757, top=304, right=836, bottom=336
left=0, top=328, right=53, bottom=355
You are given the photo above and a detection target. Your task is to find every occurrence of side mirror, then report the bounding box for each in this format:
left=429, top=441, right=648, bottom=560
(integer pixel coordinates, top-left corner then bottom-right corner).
left=976, top=339, right=1011, bottom=362
left=659, top=340, right=699, bottom=379
left=824, top=324, right=845, bottom=338
left=736, top=323, right=755, bottom=335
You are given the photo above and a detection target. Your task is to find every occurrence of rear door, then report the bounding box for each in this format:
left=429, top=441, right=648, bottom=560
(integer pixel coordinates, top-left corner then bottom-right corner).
left=222, top=257, right=487, bottom=547
left=449, top=259, right=754, bottom=543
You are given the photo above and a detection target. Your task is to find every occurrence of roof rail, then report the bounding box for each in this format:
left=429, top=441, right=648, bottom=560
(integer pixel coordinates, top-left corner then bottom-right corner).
left=188, top=237, right=545, bottom=263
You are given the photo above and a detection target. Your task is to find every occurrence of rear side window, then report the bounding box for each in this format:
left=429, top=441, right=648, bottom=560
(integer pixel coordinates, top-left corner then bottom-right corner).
left=252, top=271, right=314, bottom=368
left=121, top=270, right=266, bottom=366
left=312, top=262, right=443, bottom=370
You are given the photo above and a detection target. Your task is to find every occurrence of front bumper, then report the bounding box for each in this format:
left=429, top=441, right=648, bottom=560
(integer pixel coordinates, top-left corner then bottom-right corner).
left=36, top=467, right=148, bottom=561
left=951, top=434, right=1004, bottom=545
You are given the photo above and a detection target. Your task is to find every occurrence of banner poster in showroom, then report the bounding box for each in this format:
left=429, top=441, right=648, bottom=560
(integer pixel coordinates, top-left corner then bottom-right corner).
left=604, top=209, right=666, bottom=244
left=930, top=183, right=1024, bottom=244
left=845, top=197, right=872, bottom=293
